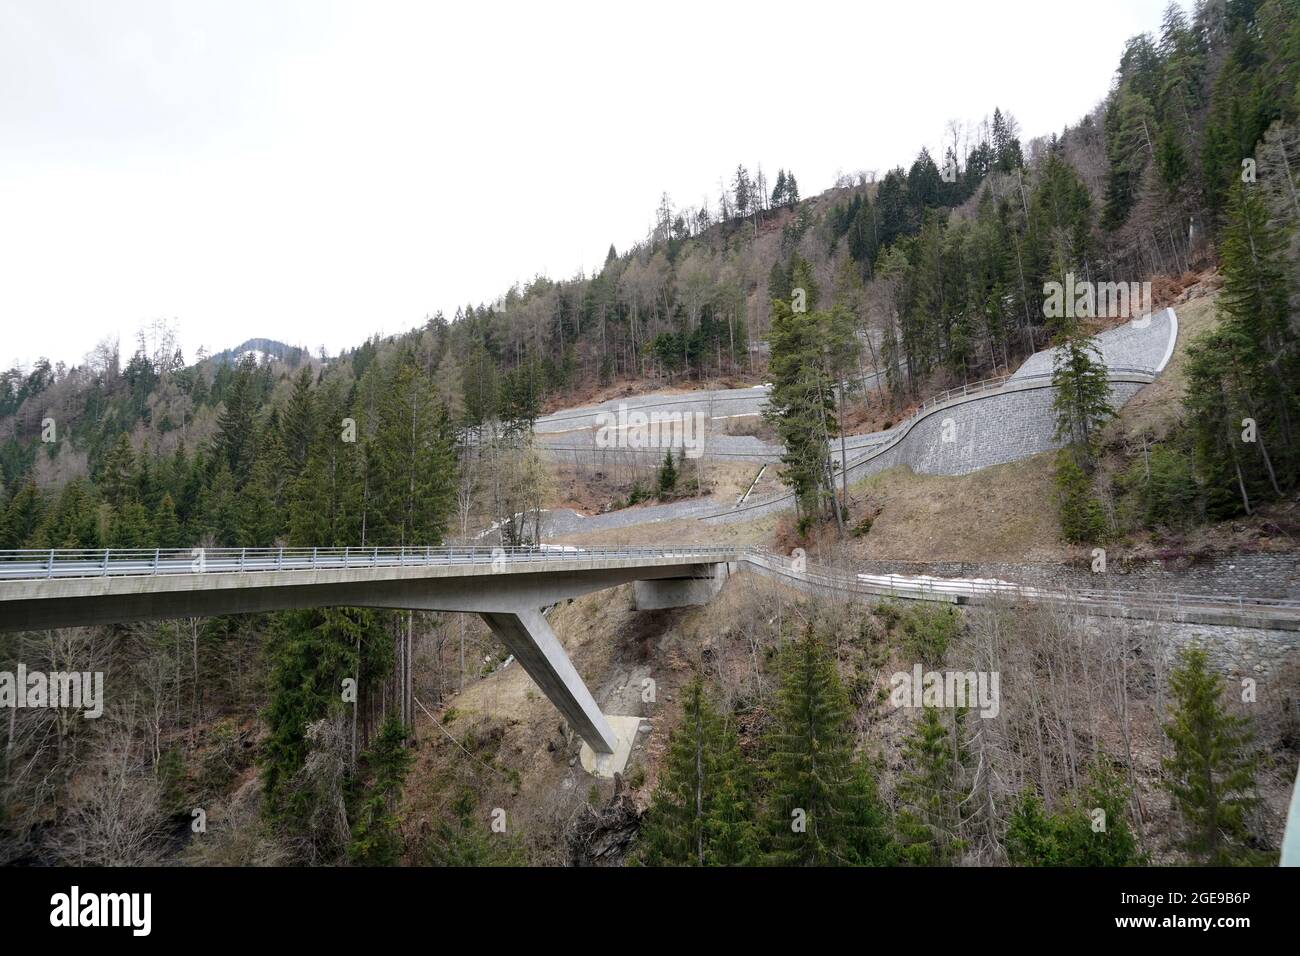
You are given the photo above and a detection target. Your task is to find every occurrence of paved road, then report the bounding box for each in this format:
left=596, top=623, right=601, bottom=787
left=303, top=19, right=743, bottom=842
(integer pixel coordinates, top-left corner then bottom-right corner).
left=3, top=546, right=1295, bottom=631
left=534, top=368, right=897, bottom=465
left=0, top=545, right=739, bottom=581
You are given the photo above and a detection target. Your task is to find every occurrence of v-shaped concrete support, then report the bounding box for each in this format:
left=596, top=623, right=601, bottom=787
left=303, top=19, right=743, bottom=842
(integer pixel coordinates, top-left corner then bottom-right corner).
left=479, top=608, right=617, bottom=754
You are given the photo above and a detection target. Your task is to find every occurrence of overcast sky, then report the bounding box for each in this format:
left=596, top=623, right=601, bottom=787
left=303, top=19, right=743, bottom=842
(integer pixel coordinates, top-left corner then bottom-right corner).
left=0, top=0, right=1174, bottom=370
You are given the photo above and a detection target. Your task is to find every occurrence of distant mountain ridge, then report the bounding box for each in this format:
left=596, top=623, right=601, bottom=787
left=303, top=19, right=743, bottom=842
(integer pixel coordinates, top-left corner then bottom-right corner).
left=206, top=338, right=318, bottom=368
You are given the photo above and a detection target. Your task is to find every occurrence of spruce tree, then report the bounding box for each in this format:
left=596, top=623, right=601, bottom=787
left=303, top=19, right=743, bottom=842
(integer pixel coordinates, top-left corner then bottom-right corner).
left=262, top=607, right=391, bottom=821
left=213, top=355, right=259, bottom=482
left=895, top=705, right=968, bottom=865
left=347, top=713, right=413, bottom=865
left=99, top=433, right=137, bottom=509
left=771, top=169, right=787, bottom=208
left=765, top=626, right=892, bottom=865
left=1162, top=647, right=1263, bottom=864
left=108, top=500, right=149, bottom=548
left=154, top=492, right=183, bottom=549
left=423, top=789, right=527, bottom=865
left=1214, top=181, right=1297, bottom=488
left=639, top=677, right=759, bottom=866
left=373, top=359, right=457, bottom=546
left=1005, top=761, right=1142, bottom=866
left=656, top=449, right=678, bottom=498
left=1049, top=314, right=1113, bottom=469
left=785, top=171, right=799, bottom=206
left=283, top=365, right=316, bottom=478
left=1054, top=449, right=1106, bottom=543
left=764, top=302, right=837, bottom=529
left=1185, top=329, right=1259, bottom=516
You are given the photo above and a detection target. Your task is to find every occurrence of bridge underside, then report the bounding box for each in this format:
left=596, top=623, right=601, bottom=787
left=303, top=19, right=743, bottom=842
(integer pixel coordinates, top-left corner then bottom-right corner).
left=0, top=559, right=729, bottom=770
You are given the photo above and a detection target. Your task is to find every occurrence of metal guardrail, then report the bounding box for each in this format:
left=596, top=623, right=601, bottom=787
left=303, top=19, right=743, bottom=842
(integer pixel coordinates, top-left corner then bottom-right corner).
left=744, top=548, right=1300, bottom=614
left=908, top=364, right=1156, bottom=419
left=0, top=546, right=744, bottom=582
left=0, top=546, right=1294, bottom=629
left=1, top=545, right=1293, bottom=622
left=705, top=363, right=1159, bottom=520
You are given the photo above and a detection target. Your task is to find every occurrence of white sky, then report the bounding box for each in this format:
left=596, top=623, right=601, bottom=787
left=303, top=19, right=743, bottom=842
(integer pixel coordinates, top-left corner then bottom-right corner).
left=0, top=0, right=1173, bottom=369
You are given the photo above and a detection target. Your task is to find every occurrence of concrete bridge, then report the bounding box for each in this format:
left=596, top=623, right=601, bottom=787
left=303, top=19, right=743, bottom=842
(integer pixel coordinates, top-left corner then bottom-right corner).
left=0, top=546, right=741, bottom=774
left=3, top=541, right=1297, bottom=774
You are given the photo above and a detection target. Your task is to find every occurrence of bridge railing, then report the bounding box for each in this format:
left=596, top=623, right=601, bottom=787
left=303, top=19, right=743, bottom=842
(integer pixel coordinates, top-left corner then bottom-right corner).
left=744, top=547, right=1300, bottom=612
left=0, top=545, right=744, bottom=581
left=3, top=545, right=1294, bottom=618
left=907, top=364, right=1157, bottom=420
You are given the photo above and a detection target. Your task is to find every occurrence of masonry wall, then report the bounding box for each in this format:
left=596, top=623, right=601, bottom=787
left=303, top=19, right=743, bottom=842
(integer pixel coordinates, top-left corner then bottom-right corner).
left=706, top=310, right=1176, bottom=525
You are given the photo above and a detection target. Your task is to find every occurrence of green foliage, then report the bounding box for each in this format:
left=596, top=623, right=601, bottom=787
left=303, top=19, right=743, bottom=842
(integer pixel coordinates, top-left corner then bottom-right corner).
left=348, top=714, right=414, bottom=865
left=1048, top=287, right=1113, bottom=471
left=1162, top=647, right=1265, bottom=865
left=1120, top=442, right=1200, bottom=530
left=370, top=358, right=458, bottom=546
left=260, top=607, right=391, bottom=821
left=1183, top=181, right=1297, bottom=518
left=157, top=746, right=189, bottom=817
left=153, top=492, right=183, bottom=549
left=1102, top=84, right=1157, bottom=230
left=656, top=449, right=679, bottom=498
left=764, top=301, right=856, bottom=526
left=639, top=678, right=760, bottom=866
left=1054, top=450, right=1106, bottom=544
left=895, top=705, right=968, bottom=865
left=422, top=790, right=527, bottom=866
left=898, top=604, right=962, bottom=664
left=765, top=626, right=895, bottom=865
left=1005, top=762, right=1143, bottom=866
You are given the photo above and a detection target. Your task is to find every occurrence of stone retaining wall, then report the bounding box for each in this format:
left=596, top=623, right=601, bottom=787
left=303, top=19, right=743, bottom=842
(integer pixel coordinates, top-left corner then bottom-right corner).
left=704, top=310, right=1177, bottom=524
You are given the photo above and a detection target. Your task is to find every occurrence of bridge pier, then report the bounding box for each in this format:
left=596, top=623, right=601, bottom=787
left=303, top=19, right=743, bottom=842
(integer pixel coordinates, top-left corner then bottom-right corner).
left=0, top=547, right=743, bottom=776
left=633, top=564, right=727, bottom=610
left=479, top=608, right=618, bottom=755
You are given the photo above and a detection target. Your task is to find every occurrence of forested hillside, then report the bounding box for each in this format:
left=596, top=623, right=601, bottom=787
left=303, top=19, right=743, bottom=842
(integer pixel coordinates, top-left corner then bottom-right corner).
left=1, top=0, right=1298, bottom=867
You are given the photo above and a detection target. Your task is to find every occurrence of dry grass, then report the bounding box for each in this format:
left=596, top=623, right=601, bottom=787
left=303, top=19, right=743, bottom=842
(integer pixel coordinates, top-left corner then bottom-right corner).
left=833, top=456, right=1065, bottom=563
left=1113, top=285, right=1221, bottom=443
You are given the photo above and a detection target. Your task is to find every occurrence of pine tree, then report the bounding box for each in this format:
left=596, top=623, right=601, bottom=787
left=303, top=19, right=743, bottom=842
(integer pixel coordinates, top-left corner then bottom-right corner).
left=214, top=354, right=259, bottom=482
left=784, top=171, right=799, bottom=206
left=1156, top=124, right=1190, bottom=199
left=423, top=789, right=528, bottom=865
left=765, top=626, right=892, bottom=865
left=656, top=448, right=679, bottom=499
left=2, top=478, right=45, bottom=548
left=771, top=168, right=788, bottom=208
left=1185, top=328, right=1260, bottom=517
left=99, top=433, right=137, bottom=509
left=1005, top=761, right=1142, bottom=866
left=639, top=678, right=759, bottom=866
left=1054, top=449, right=1106, bottom=543
left=1162, top=647, right=1264, bottom=865
left=154, top=492, right=183, bottom=549
left=764, top=302, right=837, bottom=529
left=203, top=461, right=241, bottom=546
left=767, top=258, right=792, bottom=306
left=1215, top=181, right=1297, bottom=486
left=262, top=607, right=391, bottom=821
left=238, top=456, right=281, bottom=547
left=732, top=165, right=752, bottom=218
left=1049, top=287, right=1113, bottom=470
left=1102, top=88, right=1157, bottom=230
left=895, top=705, right=968, bottom=865
left=107, top=500, right=151, bottom=549
left=283, top=365, right=316, bottom=478
left=35, top=478, right=99, bottom=549
left=347, top=713, right=413, bottom=865
left=372, top=359, right=457, bottom=546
